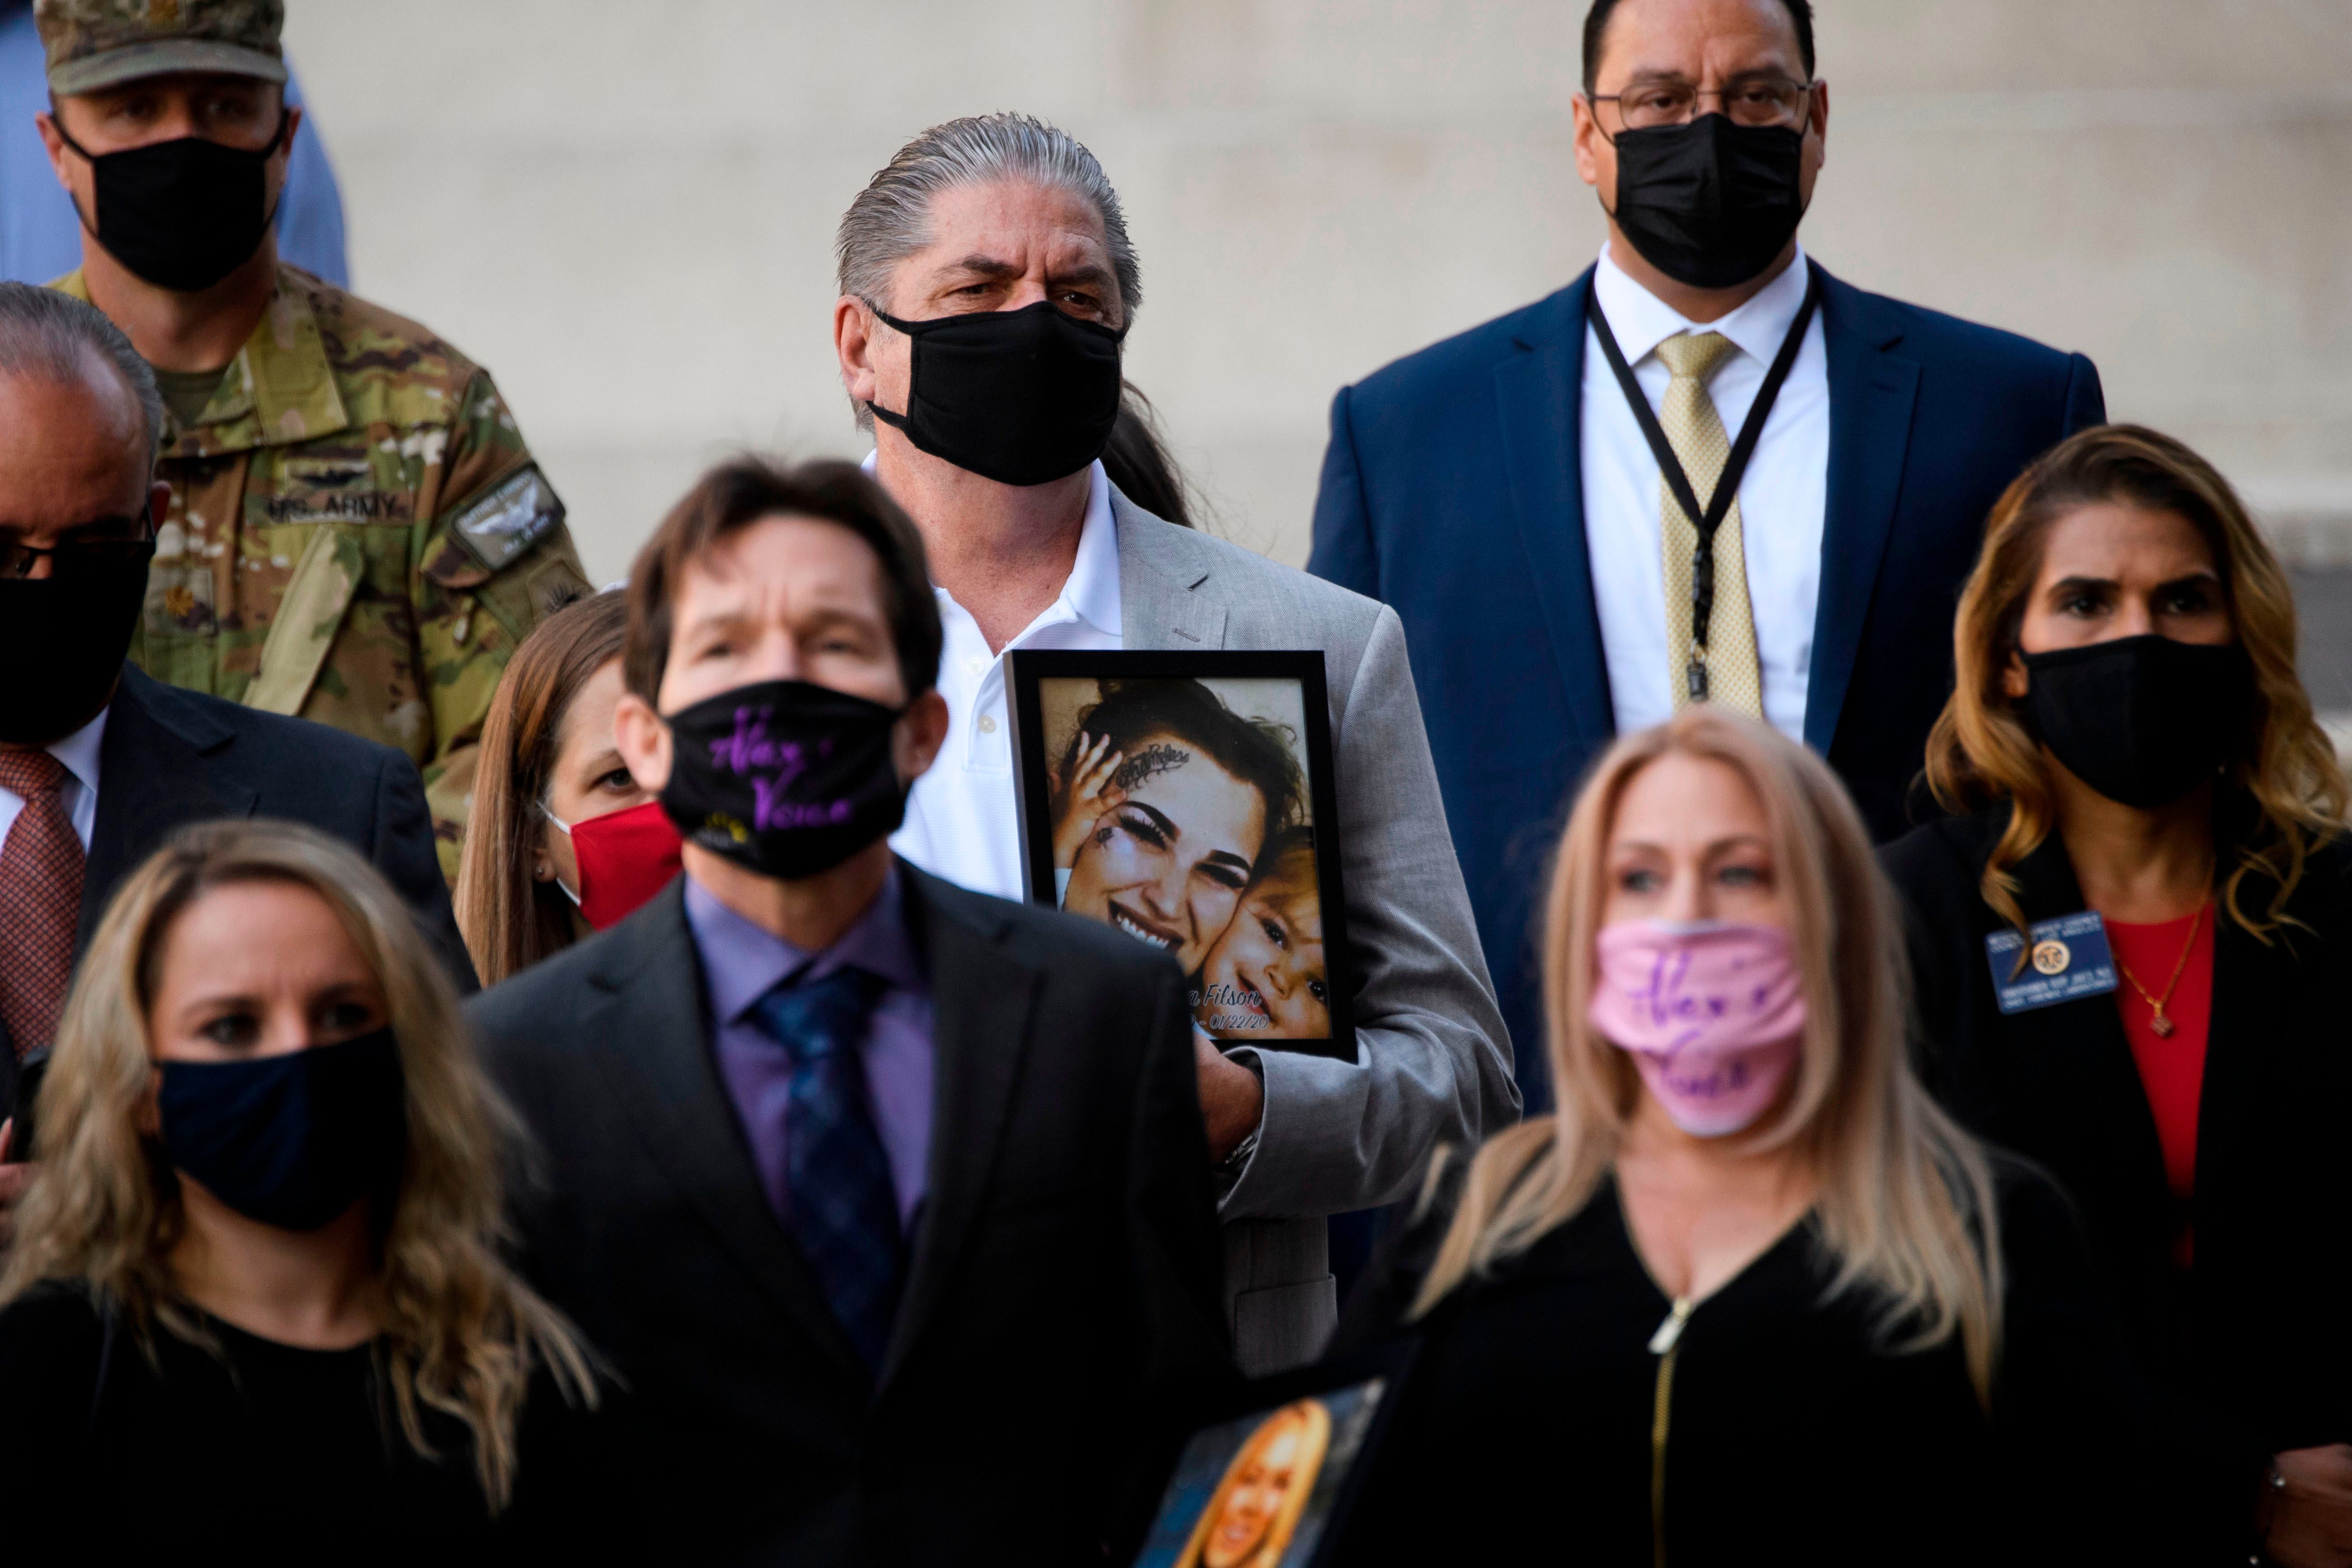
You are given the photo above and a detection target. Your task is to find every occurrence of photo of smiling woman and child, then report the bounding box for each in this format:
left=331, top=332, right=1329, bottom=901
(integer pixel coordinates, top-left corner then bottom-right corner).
left=1008, top=655, right=1349, bottom=1053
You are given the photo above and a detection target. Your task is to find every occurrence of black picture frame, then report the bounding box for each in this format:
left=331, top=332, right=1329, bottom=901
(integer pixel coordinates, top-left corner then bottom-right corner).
left=1129, top=1338, right=1421, bottom=1568
left=1006, top=649, right=1356, bottom=1062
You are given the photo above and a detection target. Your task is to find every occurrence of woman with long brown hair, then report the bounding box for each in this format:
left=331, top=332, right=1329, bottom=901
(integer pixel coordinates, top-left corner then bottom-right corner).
left=1886, top=424, right=2352, bottom=1564
left=1329, top=710, right=2148, bottom=1566
left=0, top=821, right=596, bottom=1557
left=455, top=591, right=674, bottom=985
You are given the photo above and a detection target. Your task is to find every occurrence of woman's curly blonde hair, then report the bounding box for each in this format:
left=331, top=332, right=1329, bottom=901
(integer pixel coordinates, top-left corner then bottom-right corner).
left=0, top=819, right=596, bottom=1509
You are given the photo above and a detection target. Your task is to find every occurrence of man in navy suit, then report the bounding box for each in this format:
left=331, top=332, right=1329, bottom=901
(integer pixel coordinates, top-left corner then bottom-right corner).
left=1309, top=0, right=2103, bottom=1104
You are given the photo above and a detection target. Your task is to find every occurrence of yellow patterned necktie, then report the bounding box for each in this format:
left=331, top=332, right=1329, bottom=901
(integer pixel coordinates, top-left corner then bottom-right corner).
left=1654, top=331, right=1764, bottom=719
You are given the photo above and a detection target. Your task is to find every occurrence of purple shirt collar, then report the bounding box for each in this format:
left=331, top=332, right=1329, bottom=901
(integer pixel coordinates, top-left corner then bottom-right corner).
left=683, top=863, right=927, bottom=1021
left=684, top=861, right=937, bottom=1234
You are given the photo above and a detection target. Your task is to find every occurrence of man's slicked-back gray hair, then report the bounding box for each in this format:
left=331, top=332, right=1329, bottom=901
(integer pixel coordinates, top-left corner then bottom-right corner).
left=837, top=112, right=1142, bottom=322
left=0, top=281, right=164, bottom=471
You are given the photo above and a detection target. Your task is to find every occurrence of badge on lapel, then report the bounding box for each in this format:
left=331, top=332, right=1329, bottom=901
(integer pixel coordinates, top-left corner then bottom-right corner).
left=1985, top=911, right=2119, bottom=1014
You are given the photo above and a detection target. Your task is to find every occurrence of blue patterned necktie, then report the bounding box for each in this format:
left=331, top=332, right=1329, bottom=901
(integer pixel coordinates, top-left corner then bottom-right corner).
left=747, top=965, right=901, bottom=1370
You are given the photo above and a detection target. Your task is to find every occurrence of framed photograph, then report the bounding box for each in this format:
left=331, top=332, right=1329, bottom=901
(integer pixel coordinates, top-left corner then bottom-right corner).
left=1006, top=650, right=1354, bottom=1061
left=1128, top=1344, right=1416, bottom=1568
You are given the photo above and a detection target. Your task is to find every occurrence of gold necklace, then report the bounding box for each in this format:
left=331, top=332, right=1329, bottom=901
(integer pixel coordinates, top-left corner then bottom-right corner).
left=2115, top=901, right=2205, bottom=1039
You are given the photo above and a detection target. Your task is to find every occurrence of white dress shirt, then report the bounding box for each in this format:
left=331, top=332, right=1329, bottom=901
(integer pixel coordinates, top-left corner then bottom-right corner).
left=0, top=706, right=106, bottom=854
left=886, top=458, right=1122, bottom=898
left=1580, top=242, right=1829, bottom=742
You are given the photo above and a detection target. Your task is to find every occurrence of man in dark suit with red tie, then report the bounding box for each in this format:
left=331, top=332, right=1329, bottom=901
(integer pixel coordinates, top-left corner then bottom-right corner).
left=469, top=456, right=1229, bottom=1563
left=0, top=281, right=466, bottom=1205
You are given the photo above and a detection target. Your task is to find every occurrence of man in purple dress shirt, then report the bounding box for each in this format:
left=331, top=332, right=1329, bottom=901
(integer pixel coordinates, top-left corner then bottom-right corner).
left=695, top=856, right=934, bottom=1238
left=470, top=456, right=1229, bottom=1564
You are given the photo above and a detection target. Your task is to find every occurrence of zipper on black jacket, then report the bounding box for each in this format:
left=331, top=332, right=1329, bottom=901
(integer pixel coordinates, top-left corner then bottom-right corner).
left=1648, top=1297, right=1694, bottom=1568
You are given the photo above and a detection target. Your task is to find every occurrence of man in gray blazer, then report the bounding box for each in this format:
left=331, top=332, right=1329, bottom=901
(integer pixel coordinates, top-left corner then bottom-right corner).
left=832, top=113, right=1519, bottom=1374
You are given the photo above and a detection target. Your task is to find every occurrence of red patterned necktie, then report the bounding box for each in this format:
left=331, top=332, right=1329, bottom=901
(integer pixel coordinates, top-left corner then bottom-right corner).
left=0, top=749, right=84, bottom=1058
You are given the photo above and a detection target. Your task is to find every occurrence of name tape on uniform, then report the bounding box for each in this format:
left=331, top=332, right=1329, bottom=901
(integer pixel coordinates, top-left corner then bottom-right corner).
left=1984, top=911, right=2118, bottom=1015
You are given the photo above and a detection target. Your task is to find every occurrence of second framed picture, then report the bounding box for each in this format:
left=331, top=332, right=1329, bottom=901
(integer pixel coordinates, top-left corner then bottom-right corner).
left=1006, top=650, right=1353, bottom=1062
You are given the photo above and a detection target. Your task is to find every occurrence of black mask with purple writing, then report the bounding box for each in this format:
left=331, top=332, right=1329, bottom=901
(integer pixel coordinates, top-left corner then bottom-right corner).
left=657, top=679, right=909, bottom=881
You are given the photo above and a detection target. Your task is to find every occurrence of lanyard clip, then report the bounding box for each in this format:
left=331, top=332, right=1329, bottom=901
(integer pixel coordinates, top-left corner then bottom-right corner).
left=1686, top=650, right=1709, bottom=704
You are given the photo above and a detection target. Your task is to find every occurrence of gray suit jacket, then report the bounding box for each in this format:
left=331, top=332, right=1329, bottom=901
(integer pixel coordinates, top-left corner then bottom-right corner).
left=1114, top=489, right=1519, bottom=1375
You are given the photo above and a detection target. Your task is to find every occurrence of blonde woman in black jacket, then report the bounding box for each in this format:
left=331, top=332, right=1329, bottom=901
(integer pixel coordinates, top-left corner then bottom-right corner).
left=1334, top=711, right=2159, bottom=1567
left=0, top=822, right=595, bottom=1560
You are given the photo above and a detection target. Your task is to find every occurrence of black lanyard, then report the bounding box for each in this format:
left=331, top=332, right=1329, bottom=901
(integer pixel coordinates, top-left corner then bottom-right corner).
left=1586, top=267, right=1822, bottom=702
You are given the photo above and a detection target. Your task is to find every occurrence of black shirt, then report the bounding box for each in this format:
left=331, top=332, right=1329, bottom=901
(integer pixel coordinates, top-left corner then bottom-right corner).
left=1883, top=805, right=2352, bottom=1553
left=1885, top=807, right=2352, bottom=1429
left=0, top=1283, right=496, bottom=1563
left=1328, top=1166, right=2173, bottom=1567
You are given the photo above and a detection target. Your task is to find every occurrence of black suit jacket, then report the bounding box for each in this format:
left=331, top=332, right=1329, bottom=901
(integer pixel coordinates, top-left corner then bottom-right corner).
left=469, top=864, right=1231, bottom=1566
left=0, top=667, right=470, bottom=1123
left=1883, top=805, right=2352, bottom=1469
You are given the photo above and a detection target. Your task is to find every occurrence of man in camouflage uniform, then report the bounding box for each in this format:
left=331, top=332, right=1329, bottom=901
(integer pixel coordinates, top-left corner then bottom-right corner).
left=32, top=0, right=588, bottom=881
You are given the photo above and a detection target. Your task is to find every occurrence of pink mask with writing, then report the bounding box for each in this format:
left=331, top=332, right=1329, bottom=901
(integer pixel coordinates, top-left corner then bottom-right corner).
left=1588, top=920, right=1807, bottom=1136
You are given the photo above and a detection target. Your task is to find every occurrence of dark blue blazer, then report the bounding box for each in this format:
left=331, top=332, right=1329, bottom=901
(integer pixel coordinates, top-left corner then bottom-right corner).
left=1308, top=263, right=2103, bottom=1102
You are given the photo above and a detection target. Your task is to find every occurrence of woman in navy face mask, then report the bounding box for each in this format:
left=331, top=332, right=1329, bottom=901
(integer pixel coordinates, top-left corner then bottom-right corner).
left=1885, top=424, right=2352, bottom=1564
left=0, top=820, right=596, bottom=1558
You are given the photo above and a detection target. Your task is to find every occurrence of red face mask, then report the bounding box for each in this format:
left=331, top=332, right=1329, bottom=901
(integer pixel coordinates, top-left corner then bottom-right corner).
left=544, top=799, right=683, bottom=929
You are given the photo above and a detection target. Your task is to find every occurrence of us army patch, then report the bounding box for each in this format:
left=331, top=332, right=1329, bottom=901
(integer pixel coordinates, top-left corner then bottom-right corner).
left=448, top=465, right=564, bottom=573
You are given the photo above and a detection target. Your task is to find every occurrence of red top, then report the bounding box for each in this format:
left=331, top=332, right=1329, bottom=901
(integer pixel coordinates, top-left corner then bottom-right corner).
left=2104, top=906, right=2215, bottom=1263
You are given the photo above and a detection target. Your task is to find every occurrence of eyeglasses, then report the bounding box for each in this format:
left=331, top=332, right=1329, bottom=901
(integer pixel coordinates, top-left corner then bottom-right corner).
left=0, top=507, right=156, bottom=579
left=1588, top=77, right=1815, bottom=138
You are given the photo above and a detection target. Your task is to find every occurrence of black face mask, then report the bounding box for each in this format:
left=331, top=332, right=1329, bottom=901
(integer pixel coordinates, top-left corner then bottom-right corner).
left=659, top=680, right=910, bottom=881
left=2021, top=635, right=2253, bottom=809
left=1608, top=115, right=1807, bottom=291
left=0, top=535, right=152, bottom=745
left=158, top=1029, right=408, bottom=1233
left=866, top=300, right=1125, bottom=487
left=55, top=114, right=286, bottom=293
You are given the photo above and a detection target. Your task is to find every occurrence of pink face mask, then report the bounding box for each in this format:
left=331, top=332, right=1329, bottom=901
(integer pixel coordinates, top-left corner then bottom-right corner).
left=1588, top=920, right=1807, bottom=1137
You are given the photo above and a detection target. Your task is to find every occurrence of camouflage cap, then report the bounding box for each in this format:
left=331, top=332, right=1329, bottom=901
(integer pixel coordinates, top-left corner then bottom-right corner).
left=37, top=0, right=287, bottom=97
